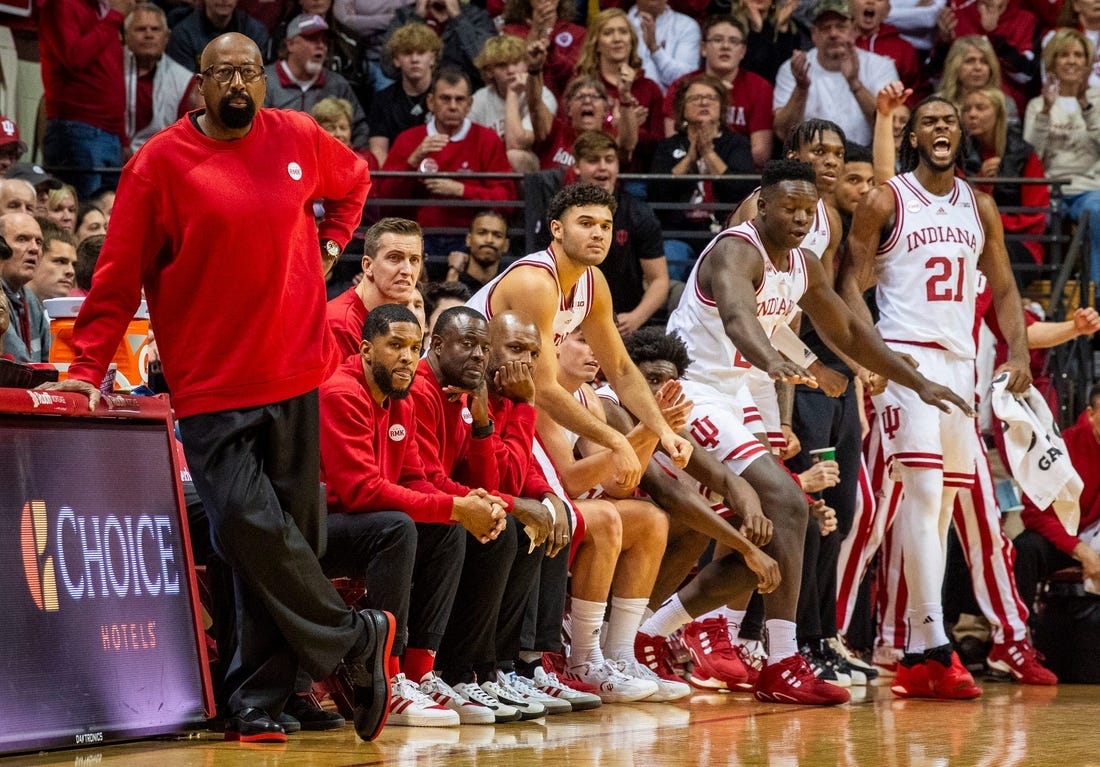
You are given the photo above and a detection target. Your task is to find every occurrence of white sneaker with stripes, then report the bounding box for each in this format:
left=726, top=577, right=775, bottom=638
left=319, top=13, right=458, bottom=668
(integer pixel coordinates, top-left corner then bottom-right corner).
left=388, top=673, right=460, bottom=727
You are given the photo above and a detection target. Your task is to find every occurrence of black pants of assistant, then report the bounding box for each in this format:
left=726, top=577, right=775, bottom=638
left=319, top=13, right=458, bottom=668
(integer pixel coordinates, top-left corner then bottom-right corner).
left=178, top=391, right=362, bottom=716
left=520, top=512, right=573, bottom=653
left=787, top=383, right=861, bottom=642
left=436, top=520, right=531, bottom=683
left=323, top=514, right=465, bottom=656
left=1012, top=530, right=1079, bottom=617
left=496, top=525, right=547, bottom=662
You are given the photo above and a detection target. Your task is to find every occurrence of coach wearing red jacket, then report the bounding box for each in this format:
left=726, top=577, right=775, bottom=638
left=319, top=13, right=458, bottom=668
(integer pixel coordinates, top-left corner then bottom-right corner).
left=320, top=303, right=507, bottom=694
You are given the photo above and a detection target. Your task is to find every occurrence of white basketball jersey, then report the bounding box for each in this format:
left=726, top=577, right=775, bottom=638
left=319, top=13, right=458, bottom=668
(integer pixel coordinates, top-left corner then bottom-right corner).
left=874, top=173, right=984, bottom=359
left=800, top=198, right=832, bottom=260
left=467, top=248, right=595, bottom=346
left=667, top=220, right=808, bottom=399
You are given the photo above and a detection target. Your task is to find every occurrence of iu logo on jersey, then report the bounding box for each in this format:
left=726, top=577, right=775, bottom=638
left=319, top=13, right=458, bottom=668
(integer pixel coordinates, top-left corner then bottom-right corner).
left=881, top=405, right=902, bottom=440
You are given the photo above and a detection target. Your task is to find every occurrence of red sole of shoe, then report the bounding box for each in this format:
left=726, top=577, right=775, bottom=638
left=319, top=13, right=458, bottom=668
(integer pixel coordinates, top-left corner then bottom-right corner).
left=361, top=610, right=397, bottom=742
left=225, top=732, right=288, bottom=743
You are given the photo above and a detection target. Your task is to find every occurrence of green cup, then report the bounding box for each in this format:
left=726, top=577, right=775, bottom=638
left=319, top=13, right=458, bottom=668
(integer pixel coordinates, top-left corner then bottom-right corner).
left=809, top=446, right=836, bottom=464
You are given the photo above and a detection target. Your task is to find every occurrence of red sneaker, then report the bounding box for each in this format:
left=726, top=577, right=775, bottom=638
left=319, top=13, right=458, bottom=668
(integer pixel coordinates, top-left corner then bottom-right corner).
left=987, top=640, right=1058, bottom=685
left=754, top=654, right=850, bottom=705
left=681, top=617, right=749, bottom=689
left=893, top=650, right=982, bottom=699
left=733, top=640, right=765, bottom=691
left=634, top=631, right=688, bottom=684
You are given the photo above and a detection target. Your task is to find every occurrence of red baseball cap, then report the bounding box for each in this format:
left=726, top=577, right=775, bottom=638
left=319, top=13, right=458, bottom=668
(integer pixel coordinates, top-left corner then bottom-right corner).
left=0, top=114, right=27, bottom=155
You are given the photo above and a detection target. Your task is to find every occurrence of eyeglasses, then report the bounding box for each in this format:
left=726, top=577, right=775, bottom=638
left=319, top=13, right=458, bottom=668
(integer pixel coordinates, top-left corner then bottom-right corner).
left=705, top=36, right=745, bottom=46
left=685, top=93, right=720, bottom=104
left=572, top=92, right=608, bottom=102
left=201, top=64, right=265, bottom=84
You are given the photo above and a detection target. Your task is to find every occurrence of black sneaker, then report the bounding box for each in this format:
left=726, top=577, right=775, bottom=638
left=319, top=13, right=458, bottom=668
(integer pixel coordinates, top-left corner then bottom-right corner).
left=343, top=608, right=396, bottom=741
left=225, top=707, right=286, bottom=743
left=799, top=642, right=851, bottom=688
left=276, top=712, right=302, bottom=734
left=284, top=694, right=346, bottom=731
left=817, top=638, right=869, bottom=685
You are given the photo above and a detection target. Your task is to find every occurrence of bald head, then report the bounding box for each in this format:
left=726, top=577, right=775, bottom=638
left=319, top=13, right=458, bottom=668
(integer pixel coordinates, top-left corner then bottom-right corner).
left=489, top=311, right=538, bottom=344
left=199, top=32, right=261, bottom=72
left=487, top=310, right=541, bottom=400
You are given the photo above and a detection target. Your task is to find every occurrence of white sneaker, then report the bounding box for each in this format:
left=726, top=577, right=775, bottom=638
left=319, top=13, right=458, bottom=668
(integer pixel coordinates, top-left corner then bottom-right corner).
left=481, top=675, right=546, bottom=720
left=509, top=672, right=572, bottom=714
left=561, top=658, right=659, bottom=703
left=613, top=657, right=691, bottom=702
left=419, top=672, right=496, bottom=725
left=452, top=681, right=521, bottom=723
left=531, top=667, right=602, bottom=711
left=388, top=673, right=460, bottom=727
left=872, top=644, right=903, bottom=679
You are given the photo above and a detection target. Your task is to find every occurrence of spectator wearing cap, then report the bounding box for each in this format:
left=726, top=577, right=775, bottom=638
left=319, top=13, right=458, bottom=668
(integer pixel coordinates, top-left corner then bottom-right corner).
left=0, top=114, right=26, bottom=176
left=5, top=164, right=64, bottom=218
left=166, top=0, right=271, bottom=72
left=773, top=0, right=898, bottom=144
left=264, top=14, right=370, bottom=148
left=124, top=3, right=199, bottom=158
left=37, top=0, right=133, bottom=200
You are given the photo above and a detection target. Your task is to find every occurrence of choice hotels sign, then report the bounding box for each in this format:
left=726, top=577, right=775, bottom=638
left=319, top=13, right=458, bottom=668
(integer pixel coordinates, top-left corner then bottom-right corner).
left=0, top=391, right=211, bottom=755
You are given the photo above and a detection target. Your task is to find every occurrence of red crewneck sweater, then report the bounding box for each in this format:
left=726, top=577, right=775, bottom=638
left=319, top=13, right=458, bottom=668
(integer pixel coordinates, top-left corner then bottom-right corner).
left=68, top=108, right=371, bottom=417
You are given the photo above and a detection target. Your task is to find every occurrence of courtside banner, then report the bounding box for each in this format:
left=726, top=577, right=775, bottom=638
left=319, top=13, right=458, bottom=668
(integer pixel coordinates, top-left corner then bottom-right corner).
left=0, top=389, right=212, bottom=755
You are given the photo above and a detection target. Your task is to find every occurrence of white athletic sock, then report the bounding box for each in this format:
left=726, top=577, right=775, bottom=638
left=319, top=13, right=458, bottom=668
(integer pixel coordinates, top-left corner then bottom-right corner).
left=638, top=593, right=694, bottom=639
left=568, top=598, right=608, bottom=666
left=605, top=596, right=649, bottom=661
left=722, top=608, right=747, bottom=640
left=766, top=619, right=798, bottom=662
left=907, top=603, right=948, bottom=654
left=697, top=606, right=725, bottom=622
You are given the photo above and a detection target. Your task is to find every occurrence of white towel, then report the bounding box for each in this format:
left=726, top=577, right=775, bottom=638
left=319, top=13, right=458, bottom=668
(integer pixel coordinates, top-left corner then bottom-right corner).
left=989, top=373, right=1083, bottom=535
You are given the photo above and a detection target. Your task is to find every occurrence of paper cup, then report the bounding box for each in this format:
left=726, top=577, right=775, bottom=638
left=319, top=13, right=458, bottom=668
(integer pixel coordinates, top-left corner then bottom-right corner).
left=809, top=446, right=836, bottom=463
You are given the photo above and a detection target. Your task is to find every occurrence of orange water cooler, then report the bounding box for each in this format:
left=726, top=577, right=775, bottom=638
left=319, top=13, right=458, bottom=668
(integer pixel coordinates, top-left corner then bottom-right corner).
left=44, top=297, right=151, bottom=390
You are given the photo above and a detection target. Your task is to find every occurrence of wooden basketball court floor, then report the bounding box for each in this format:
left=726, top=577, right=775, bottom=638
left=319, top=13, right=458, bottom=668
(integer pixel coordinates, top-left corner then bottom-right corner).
left=8, top=680, right=1098, bottom=767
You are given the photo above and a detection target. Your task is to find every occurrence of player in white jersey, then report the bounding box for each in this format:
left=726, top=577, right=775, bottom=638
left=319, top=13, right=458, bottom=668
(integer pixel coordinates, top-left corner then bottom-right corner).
left=730, top=119, right=845, bottom=267
left=467, top=183, right=694, bottom=695
left=839, top=95, right=1031, bottom=699
left=466, top=183, right=691, bottom=487
left=663, top=159, right=970, bottom=705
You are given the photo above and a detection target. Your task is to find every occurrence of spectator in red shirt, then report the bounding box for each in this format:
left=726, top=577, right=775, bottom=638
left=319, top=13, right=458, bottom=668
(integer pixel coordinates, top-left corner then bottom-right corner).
left=852, top=0, right=926, bottom=105
left=574, top=8, right=666, bottom=168
left=38, top=0, right=133, bottom=199
left=662, top=14, right=774, bottom=168
left=377, top=67, right=516, bottom=262
left=536, top=75, right=639, bottom=168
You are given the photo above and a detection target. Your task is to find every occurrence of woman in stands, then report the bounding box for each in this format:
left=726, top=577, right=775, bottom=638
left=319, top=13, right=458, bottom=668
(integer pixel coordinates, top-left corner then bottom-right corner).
left=1025, top=29, right=1100, bottom=285
left=649, top=75, right=755, bottom=276
left=573, top=8, right=664, bottom=168
left=937, top=36, right=1019, bottom=125
left=961, top=86, right=1048, bottom=288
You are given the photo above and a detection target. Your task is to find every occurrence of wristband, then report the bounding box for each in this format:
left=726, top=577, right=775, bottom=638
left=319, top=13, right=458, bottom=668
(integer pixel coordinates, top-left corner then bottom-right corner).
left=471, top=419, right=494, bottom=439
left=541, top=496, right=557, bottom=523
left=771, top=323, right=819, bottom=367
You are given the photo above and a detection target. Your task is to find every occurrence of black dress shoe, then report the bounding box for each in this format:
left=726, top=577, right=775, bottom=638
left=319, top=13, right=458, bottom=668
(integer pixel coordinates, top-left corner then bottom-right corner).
left=344, top=608, right=396, bottom=741
left=225, top=707, right=287, bottom=743
left=284, top=694, right=346, bottom=730
left=276, top=712, right=302, bottom=734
